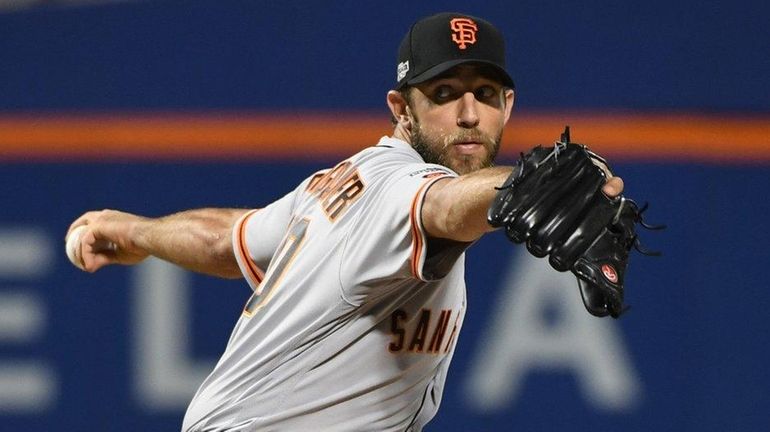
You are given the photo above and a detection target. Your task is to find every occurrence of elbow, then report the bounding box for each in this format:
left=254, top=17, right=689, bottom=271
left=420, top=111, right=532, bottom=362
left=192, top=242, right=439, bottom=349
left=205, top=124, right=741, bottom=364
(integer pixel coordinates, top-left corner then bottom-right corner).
left=209, top=231, right=234, bottom=261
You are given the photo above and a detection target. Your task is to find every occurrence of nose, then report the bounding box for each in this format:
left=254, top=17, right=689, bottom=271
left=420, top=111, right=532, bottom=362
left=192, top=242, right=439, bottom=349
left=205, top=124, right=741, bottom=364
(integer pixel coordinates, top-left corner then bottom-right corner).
left=457, top=92, right=480, bottom=128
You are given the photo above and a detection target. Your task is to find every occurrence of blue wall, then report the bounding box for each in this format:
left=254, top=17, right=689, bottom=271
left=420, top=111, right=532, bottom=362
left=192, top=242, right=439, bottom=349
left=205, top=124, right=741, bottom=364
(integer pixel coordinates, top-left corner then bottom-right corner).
left=2, top=0, right=769, bottom=112
left=1, top=1, right=769, bottom=431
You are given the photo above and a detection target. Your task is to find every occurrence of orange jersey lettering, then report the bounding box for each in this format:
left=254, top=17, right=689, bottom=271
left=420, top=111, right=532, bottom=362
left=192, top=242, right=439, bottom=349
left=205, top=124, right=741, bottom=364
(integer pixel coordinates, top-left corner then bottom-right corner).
left=306, top=161, right=365, bottom=221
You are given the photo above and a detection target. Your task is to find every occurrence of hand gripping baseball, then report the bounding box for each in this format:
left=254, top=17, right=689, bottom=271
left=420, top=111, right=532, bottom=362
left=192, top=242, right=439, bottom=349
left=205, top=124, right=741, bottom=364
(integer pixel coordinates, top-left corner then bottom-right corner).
left=65, top=210, right=149, bottom=272
left=488, top=127, right=664, bottom=318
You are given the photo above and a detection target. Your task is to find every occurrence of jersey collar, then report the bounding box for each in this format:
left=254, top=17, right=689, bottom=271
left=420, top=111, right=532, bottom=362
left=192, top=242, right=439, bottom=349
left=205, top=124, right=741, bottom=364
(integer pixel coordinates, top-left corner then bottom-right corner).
left=376, top=136, right=424, bottom=160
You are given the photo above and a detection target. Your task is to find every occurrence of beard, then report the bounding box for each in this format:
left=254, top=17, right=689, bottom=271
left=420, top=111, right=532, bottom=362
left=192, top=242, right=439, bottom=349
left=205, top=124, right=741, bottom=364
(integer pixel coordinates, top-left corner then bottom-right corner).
left=410, top=119, right=502, bottom=175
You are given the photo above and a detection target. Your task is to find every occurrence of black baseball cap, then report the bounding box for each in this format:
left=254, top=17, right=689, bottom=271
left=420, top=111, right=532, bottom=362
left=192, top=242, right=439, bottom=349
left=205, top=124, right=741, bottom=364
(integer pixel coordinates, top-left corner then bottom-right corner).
left=396, top=12, right=514, bottom=89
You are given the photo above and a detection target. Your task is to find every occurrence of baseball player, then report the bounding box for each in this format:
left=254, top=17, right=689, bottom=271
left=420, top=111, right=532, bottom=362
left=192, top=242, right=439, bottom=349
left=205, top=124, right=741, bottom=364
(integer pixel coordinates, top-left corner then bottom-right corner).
left=67, top=12, right=624, bottom=431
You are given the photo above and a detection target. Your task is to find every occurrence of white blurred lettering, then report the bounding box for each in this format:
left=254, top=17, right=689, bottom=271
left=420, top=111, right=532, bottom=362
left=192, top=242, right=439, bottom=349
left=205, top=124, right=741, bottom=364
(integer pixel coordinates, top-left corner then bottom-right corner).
left=465, top=251, right=641, bottom=412
left=0, top=229, right=56, bottom=412
left=132, top=258, right=214, bottom=410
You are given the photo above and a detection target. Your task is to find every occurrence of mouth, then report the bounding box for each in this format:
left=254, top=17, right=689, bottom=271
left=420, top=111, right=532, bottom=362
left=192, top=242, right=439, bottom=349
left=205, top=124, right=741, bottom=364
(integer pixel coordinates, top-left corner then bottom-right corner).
left=452, top=141, right=484, bottom=155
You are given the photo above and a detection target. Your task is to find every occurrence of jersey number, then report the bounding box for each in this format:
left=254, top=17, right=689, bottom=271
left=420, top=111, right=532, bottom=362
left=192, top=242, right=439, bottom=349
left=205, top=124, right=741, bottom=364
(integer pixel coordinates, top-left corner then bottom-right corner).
left=243, top=218, right=310, bottom=317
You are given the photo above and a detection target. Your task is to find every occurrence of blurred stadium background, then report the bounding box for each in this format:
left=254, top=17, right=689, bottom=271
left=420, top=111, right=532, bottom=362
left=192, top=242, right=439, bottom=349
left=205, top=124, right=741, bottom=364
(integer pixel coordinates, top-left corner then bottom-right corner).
left=1, top=1, right=768, bottom=431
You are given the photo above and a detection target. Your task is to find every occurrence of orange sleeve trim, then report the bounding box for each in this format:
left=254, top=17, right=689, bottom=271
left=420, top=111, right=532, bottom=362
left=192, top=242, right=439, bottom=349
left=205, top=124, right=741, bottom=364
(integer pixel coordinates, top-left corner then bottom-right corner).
left=235, top=210, right=265, bottom=287
left=409, top=175, right=454, bottom=281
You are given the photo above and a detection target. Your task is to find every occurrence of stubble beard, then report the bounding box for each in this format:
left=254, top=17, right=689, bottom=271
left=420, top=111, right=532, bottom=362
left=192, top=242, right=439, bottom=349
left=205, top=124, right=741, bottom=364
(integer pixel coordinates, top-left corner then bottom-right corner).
left=410, top=119, right=502, bottom=175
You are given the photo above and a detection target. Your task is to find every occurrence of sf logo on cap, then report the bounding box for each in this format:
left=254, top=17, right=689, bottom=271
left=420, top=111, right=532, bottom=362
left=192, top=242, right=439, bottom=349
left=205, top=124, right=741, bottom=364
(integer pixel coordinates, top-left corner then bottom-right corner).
left=450, top=18, right=477, bottom=50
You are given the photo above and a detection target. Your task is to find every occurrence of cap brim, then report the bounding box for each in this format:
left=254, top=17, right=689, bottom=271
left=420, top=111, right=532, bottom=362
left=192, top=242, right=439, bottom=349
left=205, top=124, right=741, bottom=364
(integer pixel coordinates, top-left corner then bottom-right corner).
left=401, top=59, right=515, bottom=89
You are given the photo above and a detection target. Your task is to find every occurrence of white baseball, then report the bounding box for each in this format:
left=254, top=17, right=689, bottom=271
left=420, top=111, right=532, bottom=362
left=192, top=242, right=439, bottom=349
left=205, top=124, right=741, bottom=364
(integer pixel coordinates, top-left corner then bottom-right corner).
left=66, top=225, right=88, bottom=270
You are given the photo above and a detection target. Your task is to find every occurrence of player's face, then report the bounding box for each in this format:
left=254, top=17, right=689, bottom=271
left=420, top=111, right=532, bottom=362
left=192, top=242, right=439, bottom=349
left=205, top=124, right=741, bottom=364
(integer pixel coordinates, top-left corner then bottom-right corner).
left=408, top=66, right=514, bottom=175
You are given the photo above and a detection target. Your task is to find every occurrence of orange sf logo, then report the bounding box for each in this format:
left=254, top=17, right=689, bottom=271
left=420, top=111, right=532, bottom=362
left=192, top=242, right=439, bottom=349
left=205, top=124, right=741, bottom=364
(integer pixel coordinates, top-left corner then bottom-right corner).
left=450, top=18, right=478, bottom=50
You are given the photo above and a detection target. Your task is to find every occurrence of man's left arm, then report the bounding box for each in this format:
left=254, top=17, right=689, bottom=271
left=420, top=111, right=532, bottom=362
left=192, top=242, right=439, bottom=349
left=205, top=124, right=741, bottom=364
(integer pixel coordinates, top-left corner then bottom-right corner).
left=421, top=166, right=624, bottom=242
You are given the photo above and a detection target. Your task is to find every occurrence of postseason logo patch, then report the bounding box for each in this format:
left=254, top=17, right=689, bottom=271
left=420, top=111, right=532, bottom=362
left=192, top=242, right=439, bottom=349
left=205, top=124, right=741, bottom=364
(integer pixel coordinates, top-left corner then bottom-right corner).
left=397, top=61, right=409, bottom=82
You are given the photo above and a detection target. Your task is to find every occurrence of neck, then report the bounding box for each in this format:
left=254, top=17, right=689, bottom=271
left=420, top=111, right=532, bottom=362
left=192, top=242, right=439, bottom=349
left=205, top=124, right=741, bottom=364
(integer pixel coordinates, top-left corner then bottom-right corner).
left=391, top=123, right=412, bottom=144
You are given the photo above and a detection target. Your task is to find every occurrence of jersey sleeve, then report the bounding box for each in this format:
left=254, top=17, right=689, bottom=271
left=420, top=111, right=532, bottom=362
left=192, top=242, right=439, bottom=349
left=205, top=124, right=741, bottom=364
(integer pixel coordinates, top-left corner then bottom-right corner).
left=340, top=163, right=469, bottom=303
left=232, top=188, right=299, bottom=292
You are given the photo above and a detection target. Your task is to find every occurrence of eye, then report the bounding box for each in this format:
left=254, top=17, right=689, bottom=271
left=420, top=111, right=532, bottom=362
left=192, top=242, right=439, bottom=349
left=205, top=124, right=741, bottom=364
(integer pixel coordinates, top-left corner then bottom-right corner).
left=474, top=86, right=496, bottom=101
left=434, top=85, right=455, bottom=100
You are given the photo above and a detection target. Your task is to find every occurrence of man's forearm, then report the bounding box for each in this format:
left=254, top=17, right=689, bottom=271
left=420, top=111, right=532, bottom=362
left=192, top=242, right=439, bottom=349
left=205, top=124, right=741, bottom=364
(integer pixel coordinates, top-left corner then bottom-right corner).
left=422, top=166, right=514, bottom=242
left=71, top=207, right=250, bottom=277
left=132, top=208, right=249, bottom=278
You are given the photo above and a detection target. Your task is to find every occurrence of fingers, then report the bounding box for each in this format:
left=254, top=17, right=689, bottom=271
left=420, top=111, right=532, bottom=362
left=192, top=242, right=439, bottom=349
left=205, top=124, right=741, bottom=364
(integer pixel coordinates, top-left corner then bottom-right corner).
left=68, top=210, right=121, bottom=272
left=80, top=226, right=112, bottom=272
left=79, top=228, right=97, bottom=272
left=66, top=210, right=102, bottom=238
left=602, top=176, right=624, bottom=198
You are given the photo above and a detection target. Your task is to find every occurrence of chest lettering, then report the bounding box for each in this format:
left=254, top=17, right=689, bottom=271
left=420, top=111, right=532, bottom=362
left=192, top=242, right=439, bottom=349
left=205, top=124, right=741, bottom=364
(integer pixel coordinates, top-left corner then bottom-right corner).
left=388, top=308, right=460, bottom=354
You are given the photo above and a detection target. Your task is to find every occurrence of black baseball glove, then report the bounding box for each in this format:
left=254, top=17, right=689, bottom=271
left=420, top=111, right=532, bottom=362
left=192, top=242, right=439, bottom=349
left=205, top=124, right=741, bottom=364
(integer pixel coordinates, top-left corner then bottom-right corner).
left=488, top=127, right=663, bottom=318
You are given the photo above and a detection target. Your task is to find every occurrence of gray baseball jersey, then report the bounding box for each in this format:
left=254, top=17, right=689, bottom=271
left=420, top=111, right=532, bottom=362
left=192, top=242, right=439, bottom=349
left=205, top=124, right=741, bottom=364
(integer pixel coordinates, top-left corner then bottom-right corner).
left=182, top=137, right=469, bottom=432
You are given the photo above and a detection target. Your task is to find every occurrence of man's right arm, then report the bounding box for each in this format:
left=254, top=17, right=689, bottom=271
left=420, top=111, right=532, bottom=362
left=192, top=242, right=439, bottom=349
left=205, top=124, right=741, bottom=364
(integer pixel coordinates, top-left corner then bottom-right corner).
left=67, top=208, right=249, bottom=278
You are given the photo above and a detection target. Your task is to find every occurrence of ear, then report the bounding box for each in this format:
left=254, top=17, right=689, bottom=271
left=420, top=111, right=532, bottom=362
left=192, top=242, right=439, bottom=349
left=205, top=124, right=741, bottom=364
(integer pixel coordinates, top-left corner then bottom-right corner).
left=387, top=90, right=411, bottom=129
left=502, top=88, right=515, bottom=124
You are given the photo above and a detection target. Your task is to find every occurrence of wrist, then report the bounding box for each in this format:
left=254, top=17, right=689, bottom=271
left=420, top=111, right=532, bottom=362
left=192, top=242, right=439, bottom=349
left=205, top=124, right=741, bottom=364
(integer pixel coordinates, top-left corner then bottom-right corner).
left=125, top=215, right=152, bottom=255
